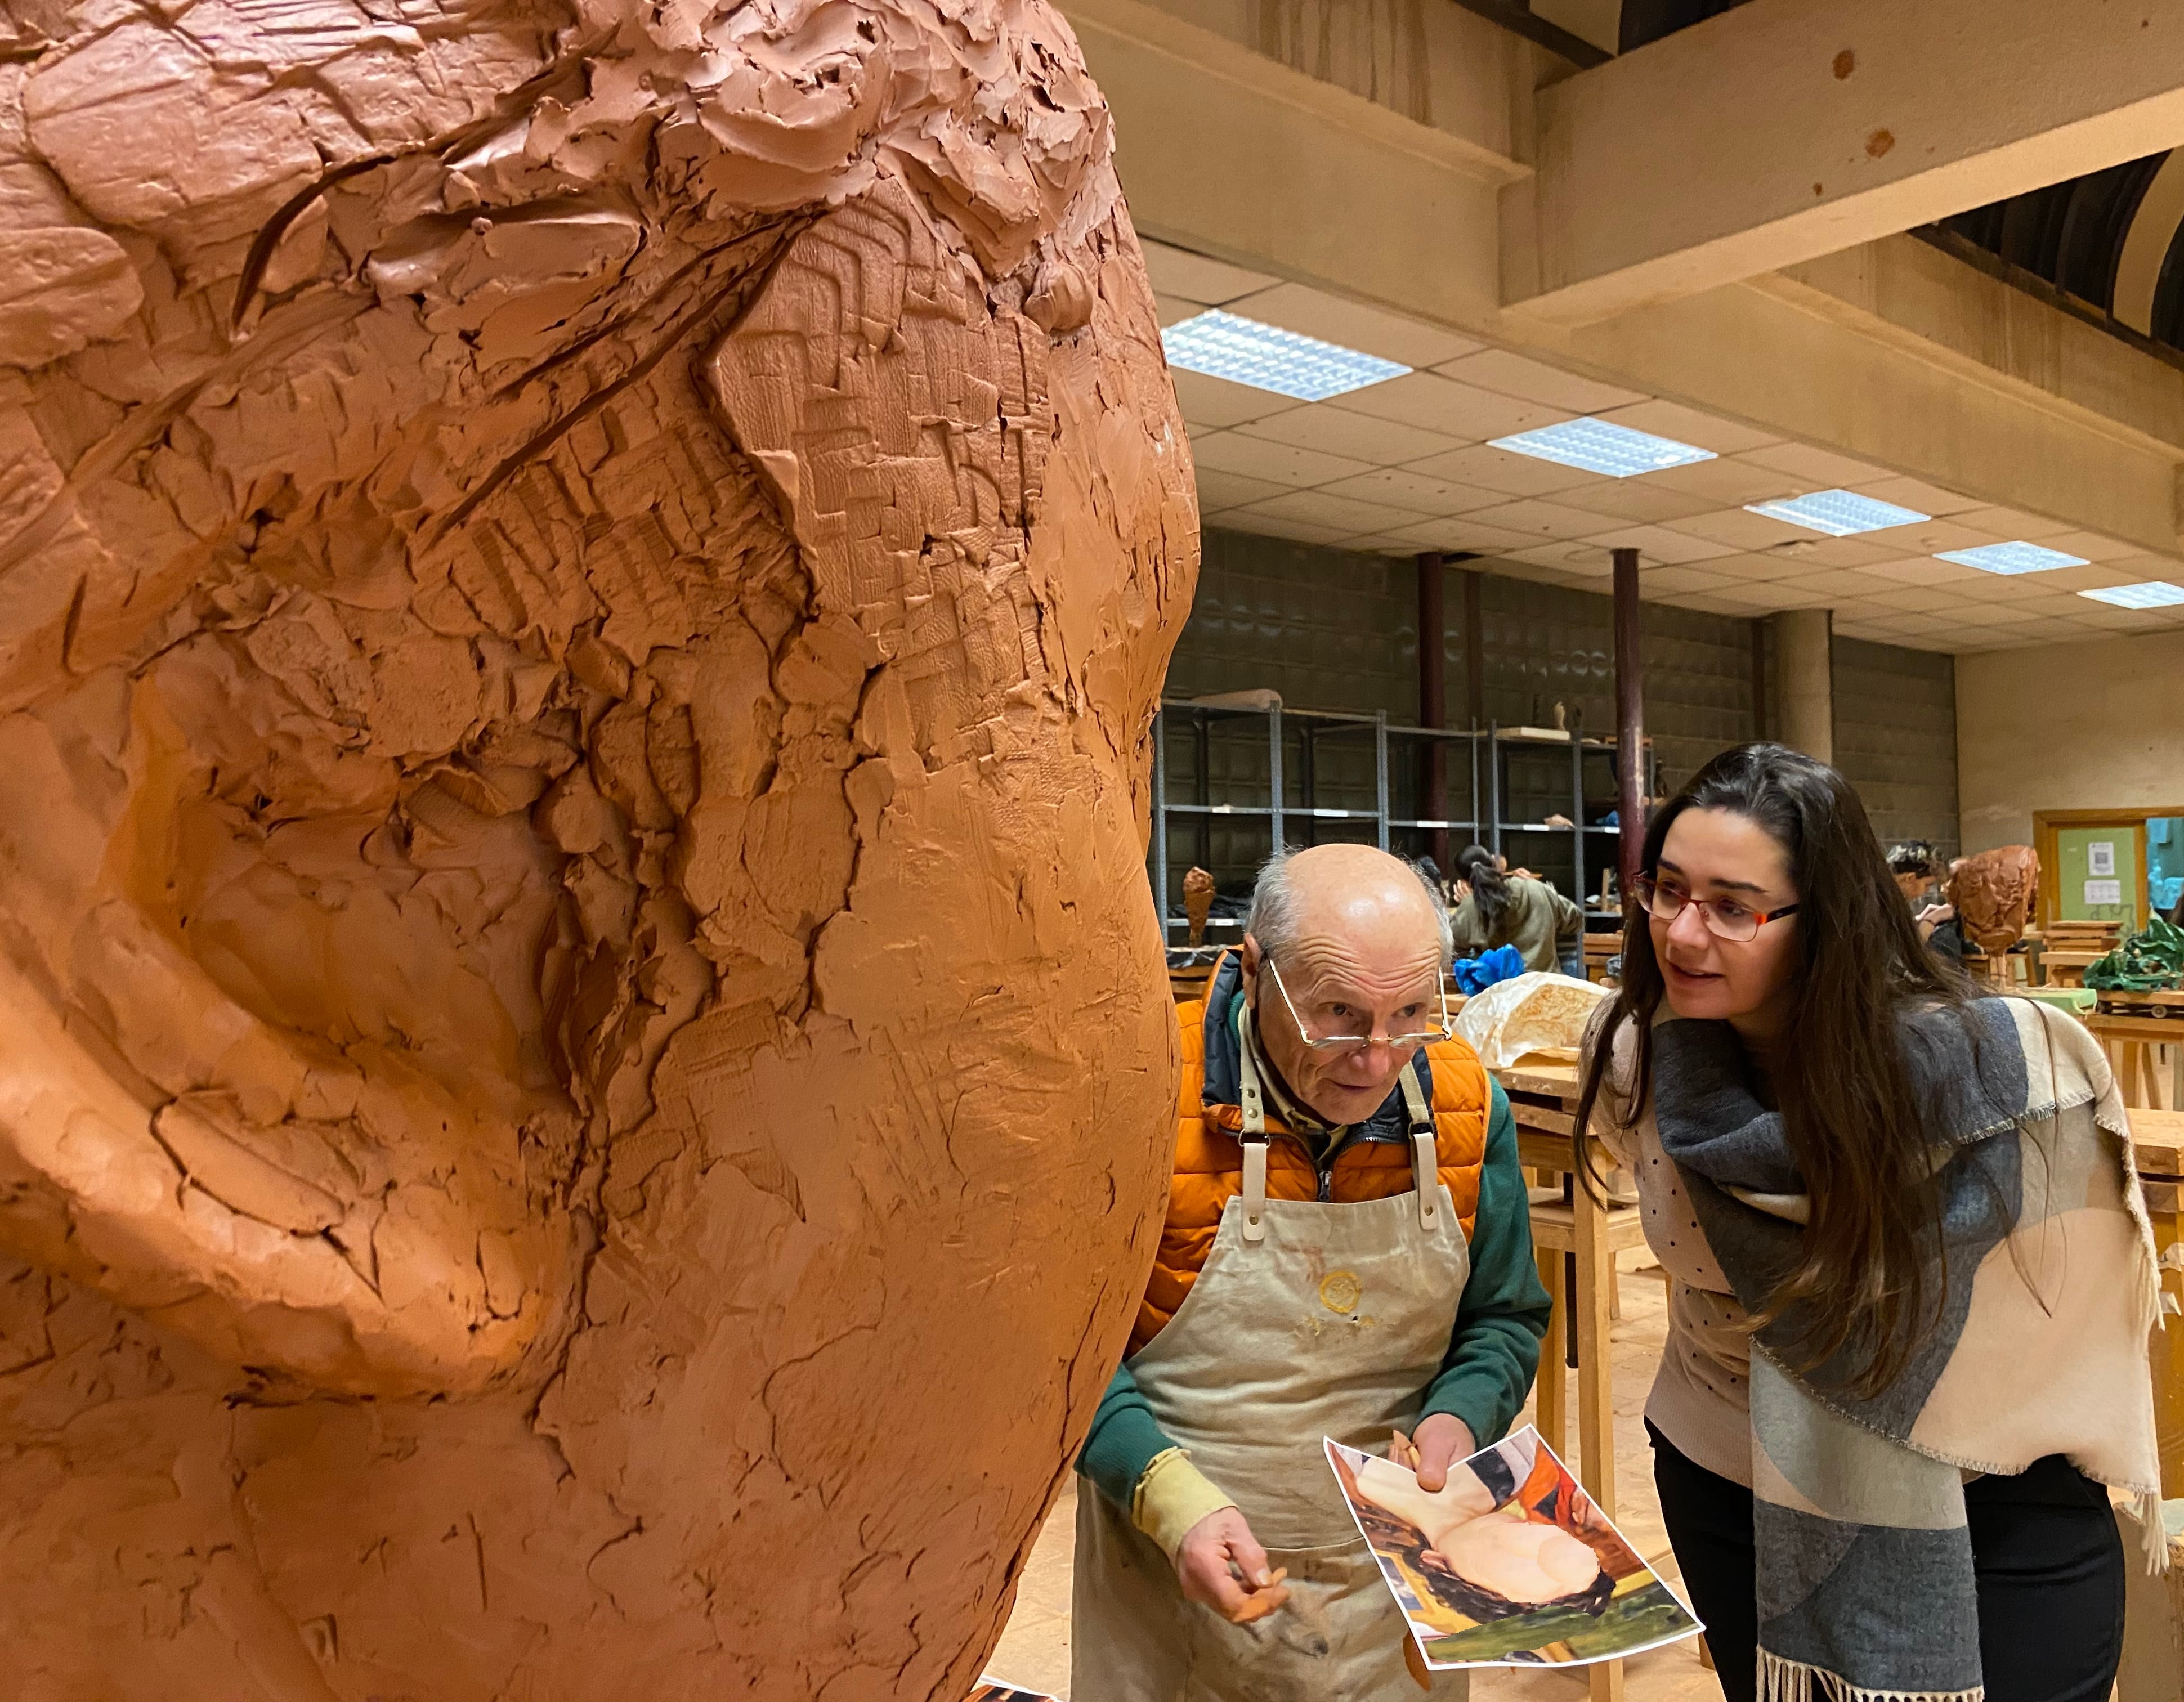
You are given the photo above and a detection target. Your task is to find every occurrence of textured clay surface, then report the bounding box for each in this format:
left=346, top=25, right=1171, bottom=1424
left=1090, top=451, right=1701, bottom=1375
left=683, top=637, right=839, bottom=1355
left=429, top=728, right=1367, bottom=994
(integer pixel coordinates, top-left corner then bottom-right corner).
left=1948, top=845, right=2040, bottom=953
left=0, top=0, right=1194, bottom=1691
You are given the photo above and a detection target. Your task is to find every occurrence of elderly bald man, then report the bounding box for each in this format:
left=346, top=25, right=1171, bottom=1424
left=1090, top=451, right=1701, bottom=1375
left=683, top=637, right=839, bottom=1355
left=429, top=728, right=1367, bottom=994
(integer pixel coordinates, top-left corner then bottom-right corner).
left=1073, top=844, right=1552, bottom=1697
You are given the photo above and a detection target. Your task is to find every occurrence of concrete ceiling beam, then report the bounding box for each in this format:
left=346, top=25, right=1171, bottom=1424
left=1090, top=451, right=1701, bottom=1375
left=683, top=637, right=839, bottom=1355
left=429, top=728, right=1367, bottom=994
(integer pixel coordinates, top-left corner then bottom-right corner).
left=1511, top=0, right=2184, bottom=326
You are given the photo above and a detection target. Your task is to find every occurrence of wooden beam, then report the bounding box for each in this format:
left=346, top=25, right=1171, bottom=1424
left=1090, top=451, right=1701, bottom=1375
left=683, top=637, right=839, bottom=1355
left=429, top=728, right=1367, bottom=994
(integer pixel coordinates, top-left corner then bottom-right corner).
left=1513, top=0, right=2184, bottom=325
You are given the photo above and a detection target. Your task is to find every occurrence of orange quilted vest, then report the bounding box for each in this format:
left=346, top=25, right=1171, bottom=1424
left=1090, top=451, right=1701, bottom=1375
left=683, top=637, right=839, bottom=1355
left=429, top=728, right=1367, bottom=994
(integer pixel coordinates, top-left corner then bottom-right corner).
left=1128, top=979, right=1491, bottom=1356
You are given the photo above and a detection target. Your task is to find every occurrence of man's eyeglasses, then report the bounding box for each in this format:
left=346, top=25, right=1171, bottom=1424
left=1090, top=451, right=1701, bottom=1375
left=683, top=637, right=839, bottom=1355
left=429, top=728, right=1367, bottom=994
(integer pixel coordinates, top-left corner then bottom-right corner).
left=1264, top=960, right=1453, bottom=1053
left=1633, top=875, right=1799, bottom=944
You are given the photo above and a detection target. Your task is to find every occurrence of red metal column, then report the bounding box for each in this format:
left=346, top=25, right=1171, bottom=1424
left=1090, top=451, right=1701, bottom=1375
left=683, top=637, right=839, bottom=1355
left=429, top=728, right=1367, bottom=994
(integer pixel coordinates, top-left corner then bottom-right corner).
left=1417, top=552, right=1448, bottom=868
left=1614, top=547, right=1645, bottom=897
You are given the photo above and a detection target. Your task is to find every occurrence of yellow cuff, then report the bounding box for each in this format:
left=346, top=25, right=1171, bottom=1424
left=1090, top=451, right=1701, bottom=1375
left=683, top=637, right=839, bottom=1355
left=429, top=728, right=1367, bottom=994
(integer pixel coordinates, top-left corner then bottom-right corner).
left=1131, top=1448, right=1237, bottom=1560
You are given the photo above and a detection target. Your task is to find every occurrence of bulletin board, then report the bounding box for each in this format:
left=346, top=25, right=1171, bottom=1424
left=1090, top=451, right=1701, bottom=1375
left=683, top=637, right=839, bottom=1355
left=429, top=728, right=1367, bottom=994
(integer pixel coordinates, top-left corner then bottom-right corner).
left=2052, top=825, right=2147, bottom=928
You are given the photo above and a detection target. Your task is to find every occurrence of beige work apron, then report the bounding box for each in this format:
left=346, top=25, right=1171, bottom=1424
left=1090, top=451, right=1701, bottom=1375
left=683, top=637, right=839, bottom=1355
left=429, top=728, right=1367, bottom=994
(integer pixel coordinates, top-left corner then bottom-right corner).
left=1072, top=1062, right=1472, bottom=1701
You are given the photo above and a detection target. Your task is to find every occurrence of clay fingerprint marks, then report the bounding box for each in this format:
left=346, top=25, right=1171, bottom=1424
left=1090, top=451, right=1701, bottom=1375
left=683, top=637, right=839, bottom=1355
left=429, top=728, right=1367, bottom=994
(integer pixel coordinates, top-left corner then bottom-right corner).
left=705, top=175, right=1058, bottom=761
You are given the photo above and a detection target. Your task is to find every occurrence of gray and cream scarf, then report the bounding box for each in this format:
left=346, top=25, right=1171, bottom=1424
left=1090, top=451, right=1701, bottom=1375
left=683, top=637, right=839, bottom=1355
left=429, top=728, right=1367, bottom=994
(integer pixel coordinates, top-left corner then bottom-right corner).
left=1652, top=996, right=2166, bottom=1702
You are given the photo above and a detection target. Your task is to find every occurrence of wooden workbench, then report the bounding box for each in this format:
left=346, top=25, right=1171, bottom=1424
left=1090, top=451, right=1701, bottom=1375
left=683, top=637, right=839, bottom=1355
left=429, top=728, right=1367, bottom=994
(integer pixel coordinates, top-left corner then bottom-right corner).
left=2092, top=1013, right=2184, bottom=1110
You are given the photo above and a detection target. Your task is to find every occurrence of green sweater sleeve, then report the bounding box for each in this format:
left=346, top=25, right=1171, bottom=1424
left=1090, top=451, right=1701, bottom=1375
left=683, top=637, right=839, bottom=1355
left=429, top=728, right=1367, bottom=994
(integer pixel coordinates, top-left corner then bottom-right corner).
left=1417, top=1080, right=1552, bottom=1445
left=1078, top=1356, right=1175, bottom=1512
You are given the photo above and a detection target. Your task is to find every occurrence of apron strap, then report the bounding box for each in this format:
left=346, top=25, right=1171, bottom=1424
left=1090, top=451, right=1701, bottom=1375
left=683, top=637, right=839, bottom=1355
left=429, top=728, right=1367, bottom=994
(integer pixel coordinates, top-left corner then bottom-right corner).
left=1399, top=1063, right=1439, bottom=1230
left=1237, top=1036, right=1269, bottom=1242
left=1241, top=1136, right=1268, bottom=1244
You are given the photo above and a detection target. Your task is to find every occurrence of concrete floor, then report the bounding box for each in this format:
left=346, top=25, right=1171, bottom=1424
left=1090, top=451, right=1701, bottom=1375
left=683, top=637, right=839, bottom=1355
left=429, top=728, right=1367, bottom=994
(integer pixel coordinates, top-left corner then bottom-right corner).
left=985, top=1255, right=1723, bottom=1702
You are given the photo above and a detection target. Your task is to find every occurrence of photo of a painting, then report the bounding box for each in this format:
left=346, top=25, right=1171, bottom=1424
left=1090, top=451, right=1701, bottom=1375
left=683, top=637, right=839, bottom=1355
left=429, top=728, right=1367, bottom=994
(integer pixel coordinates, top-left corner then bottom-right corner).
left=1325, top=1427, right=1702, bottom=1669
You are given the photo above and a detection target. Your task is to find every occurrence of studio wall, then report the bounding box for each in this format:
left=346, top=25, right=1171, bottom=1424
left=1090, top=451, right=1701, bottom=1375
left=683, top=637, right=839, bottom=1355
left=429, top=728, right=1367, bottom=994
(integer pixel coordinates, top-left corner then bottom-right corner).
left=1158, top=529, right=1958, bottom=895
left=1957, top=629, right=2184, bottom=852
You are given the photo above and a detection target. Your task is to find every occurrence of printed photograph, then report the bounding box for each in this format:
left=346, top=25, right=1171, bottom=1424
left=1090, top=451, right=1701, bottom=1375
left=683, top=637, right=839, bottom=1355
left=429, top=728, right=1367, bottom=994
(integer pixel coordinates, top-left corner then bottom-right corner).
left=1326, top=1427, right=1702, bottom=1669
left=965, top=1681, right=1058, bottom=1701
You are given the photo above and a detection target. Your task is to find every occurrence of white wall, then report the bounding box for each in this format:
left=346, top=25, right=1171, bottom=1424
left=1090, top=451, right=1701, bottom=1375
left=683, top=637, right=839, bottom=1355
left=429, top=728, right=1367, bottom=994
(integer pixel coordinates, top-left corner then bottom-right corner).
left=1957, top=629, right=2184, bottom=852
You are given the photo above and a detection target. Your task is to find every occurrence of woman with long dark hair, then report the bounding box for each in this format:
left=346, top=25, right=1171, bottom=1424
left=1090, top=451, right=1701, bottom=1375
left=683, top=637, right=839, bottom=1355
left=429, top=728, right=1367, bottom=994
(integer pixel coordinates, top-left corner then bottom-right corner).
left=1574, top=743, right=2164, bottom=1702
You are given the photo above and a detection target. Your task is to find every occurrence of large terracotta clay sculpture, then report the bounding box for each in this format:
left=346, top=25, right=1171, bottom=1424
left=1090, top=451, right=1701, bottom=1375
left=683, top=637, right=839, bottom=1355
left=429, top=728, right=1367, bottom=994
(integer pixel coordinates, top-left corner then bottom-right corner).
left=0, top=0, right=1194, bottom=1690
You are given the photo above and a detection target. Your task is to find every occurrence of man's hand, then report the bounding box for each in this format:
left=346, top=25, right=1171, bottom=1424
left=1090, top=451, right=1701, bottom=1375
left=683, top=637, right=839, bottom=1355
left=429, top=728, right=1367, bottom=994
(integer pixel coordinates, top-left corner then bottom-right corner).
left=1411, top=1413, right=1477, bottom=1493
left=1174, top=1506, right=1290, bottom=1624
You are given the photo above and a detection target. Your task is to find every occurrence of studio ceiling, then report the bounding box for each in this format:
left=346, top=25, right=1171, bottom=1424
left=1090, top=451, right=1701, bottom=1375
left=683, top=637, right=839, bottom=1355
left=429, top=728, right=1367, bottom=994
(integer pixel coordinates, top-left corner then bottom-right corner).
left=1147, top=239, right=2184, bottom=656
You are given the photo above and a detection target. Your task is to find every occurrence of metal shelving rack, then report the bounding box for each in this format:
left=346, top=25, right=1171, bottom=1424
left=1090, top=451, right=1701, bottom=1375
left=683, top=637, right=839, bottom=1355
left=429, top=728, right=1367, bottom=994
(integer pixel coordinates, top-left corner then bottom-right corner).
left=1148, top=699, right=1658, bottom=946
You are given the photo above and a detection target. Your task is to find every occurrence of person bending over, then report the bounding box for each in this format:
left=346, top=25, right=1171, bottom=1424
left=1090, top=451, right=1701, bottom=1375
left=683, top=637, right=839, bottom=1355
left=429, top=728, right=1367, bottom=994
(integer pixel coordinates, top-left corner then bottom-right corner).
left=1577, top=745, right=2162, bottom=1702
left=1451, top=845, right=1581, bottom=974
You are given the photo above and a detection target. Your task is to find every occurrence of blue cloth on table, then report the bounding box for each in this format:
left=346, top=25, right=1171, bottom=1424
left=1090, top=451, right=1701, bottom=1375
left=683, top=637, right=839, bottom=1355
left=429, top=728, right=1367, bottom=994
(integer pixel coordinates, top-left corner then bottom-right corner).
left=1452, top=944, right=1527, bottom=995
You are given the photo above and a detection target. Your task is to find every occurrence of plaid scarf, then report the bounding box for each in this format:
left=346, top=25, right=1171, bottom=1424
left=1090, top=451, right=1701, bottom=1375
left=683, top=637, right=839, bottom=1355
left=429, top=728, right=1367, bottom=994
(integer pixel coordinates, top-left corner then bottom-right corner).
left=1650, top=996, right=2165, bottom=1702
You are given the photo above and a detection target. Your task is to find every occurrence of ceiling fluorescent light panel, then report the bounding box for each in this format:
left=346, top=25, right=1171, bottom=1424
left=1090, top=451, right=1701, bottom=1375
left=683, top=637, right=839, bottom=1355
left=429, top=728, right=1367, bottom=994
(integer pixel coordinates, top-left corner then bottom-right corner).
left=2079, top=581, right=2184, bottom=610
left=1160, top=310, right=1409, bottom=401
left=1488, top=418, right=1715, bottom=478
left=1936, top=541, right=2088, bottom=575
left=1746, top=489, right=1929, bottom=537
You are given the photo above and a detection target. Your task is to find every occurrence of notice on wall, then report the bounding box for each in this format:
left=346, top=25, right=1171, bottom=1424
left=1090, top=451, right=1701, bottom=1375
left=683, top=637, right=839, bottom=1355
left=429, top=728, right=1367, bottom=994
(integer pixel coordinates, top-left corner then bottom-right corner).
left=2085, top=879, right=2124, bottom=907
left=2089, top=841, right=2117, bottom=877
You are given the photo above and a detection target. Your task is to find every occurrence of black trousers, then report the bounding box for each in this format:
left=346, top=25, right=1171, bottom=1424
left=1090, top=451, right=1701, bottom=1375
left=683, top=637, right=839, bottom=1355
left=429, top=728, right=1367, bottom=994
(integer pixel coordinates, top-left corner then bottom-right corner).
left=1649, top=1422, right=2124, bottom=1702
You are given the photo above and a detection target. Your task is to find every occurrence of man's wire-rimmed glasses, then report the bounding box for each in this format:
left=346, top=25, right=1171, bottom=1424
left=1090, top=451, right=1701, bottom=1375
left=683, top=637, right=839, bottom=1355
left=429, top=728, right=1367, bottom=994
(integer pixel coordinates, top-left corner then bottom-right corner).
left=1264, top=960, right=1453, bottom=1054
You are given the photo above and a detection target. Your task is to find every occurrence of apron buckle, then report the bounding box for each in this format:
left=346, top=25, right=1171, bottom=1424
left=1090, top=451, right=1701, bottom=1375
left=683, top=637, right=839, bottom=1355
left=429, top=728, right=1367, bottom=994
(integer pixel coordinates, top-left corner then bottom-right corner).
left=1242, top=1136, right=1268, bottom=1244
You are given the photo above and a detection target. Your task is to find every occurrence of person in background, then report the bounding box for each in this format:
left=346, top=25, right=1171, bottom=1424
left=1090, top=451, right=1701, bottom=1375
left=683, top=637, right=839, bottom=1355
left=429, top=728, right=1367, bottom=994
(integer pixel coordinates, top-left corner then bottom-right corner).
left=1887, top=839, right=1965, bottom=962
left=1451, top=844, right=1581, bottom=974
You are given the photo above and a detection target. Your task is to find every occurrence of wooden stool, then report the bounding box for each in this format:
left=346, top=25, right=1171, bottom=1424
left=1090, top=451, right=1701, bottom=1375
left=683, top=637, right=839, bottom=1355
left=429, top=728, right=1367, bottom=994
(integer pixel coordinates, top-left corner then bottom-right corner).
left=1526, top=1191, right=1650, bottom=1467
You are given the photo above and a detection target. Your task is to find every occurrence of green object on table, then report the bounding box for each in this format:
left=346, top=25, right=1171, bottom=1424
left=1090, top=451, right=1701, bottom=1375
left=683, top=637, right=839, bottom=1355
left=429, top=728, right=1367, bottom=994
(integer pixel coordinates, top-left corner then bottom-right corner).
left=2021, top=986, right=2097, bottom=1016
left=2085, top=913, right=2184, bottom=991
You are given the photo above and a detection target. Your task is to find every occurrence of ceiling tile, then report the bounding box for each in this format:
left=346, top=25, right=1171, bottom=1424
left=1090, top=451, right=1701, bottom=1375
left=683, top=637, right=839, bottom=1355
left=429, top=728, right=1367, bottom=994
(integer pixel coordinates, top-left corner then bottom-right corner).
left=1467, top=498, right=1619, bottom=542
left=2096, top=552, right=2184, bottom=579
left=1549, top=480, right=1718, bottom=523
left=1381, top=516, right=1549, bottom=553
left=1431, top=350, right=1648, bottom=414
left=1947, top=505, right=2078, bottom=541
left=1733, top=441, right=1890, bottom=487
left=2037, top=563, right=2146, bottom=593
left=1771, top=569, right=1903, bottom=599
left=1193, top=468, right=1294, bottom=512
left=1230, top=489, right=1408, bottom=535
left=1206, top=509, right=1354, bottom=546
left=1316, top=468, right=1510, bottom=517
left=2029, top=530, right=2146, bottom=563
left=1700, top=550, right=1815, bottom=583
left=1759, top=535, right=1899, bottom=569
left=1577, top=522, right=1738, bottom=564
left=1859, top=556, right=1987, bottom=588
left=1237, top=406, right=1464, bottom=466
left=1879, top=518, right=2005, bottom=554
left=1847, top=476, right=1985, bottom=516
left=1154, top=292, right=1203, bottom=328
left=1342, top=533, right=1435, bottom=557
left=1637, top=456, right=1801, bottom=505
left=1171, top=370, right=1299, bottom=430
left=1702, top=583, right=1823, bottom=613
left=1663, top=508, right=1812, bottom=550
left=1507, top=541, right=1618, bottom=574
left=1235, top=281, right=1485, bottom=368
left=1402, top=443, right=1605, bottom=495
left=1594, top=400, right=1779, bottom=454
left=1187, top=431, right=1376, bottom=488
left=1139, top=240, right=1279, bottom=307
left=1641, top=566, right=1738, bottom=594
left=1330, top=372, right=1568, bottom=439
left=1868, top=586, right=1971, bottom=615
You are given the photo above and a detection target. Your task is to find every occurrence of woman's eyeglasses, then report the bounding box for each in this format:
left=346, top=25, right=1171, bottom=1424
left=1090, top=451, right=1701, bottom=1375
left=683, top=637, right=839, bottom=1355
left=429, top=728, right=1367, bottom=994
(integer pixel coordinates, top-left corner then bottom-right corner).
left=1633, top=875, right=1799, bottom=944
